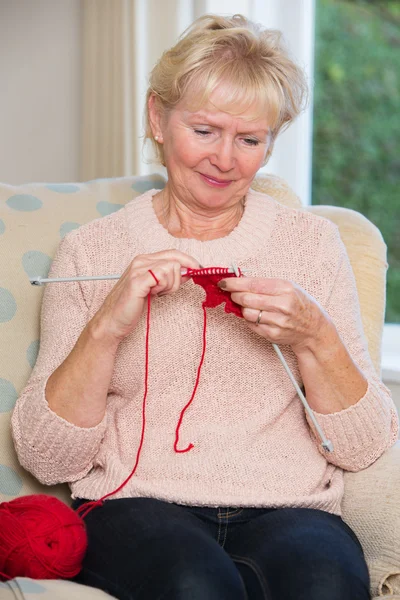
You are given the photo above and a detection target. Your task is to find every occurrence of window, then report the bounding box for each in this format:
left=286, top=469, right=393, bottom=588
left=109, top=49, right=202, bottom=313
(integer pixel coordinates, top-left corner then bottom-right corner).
left=312, top=0, right=400, bottom=325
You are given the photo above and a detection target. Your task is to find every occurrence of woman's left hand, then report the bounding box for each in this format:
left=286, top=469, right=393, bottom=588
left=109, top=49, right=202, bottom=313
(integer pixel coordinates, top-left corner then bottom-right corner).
left=219, top=277, right=332, bottom=354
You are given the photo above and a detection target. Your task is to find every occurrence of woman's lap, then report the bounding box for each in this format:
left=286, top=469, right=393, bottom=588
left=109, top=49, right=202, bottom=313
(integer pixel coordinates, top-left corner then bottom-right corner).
left=72, top=497, right=245, bottom=600
left=224, top=506, right=370, bottom=600
left=72, top=497, right=370, bottom=600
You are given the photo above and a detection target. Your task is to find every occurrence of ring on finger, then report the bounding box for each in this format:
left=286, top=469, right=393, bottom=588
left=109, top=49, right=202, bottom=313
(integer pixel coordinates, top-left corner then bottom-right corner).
left=255, top=310, right=263, bottom=325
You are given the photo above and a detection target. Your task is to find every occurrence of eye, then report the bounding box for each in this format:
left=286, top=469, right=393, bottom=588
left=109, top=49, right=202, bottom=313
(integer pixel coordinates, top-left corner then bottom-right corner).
left=243, top=138, right=260, bottom=146
left=194, top=129, right=211, bottom=136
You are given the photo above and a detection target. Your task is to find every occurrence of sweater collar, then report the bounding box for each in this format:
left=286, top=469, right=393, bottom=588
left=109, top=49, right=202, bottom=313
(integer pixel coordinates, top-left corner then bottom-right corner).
left=124, top=188, right=278, bottom=266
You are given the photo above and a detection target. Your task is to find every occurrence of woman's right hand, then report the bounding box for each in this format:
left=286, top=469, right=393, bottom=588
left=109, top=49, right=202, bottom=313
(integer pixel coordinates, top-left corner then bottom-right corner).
left=89, top=250, right=201, bottom=344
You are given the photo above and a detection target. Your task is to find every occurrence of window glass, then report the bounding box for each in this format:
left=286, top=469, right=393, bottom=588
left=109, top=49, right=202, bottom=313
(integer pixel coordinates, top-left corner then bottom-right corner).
left=312, top=0, right=400, bottom=323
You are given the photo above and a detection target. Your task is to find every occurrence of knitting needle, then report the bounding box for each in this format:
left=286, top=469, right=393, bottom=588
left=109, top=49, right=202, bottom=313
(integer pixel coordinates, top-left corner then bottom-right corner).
left=230, top=262, right=333, bottom=453
left=30, top=267, right=333, bottom=452
left=272, top=344, right=333, bottom=452
left=29, top=268, right=250, bottom=286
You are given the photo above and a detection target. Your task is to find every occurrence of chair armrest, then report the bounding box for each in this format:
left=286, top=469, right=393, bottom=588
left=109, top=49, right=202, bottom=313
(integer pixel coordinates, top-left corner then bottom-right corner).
left=342, top=441, right=400, bottom=597
left=1, top=579, right=116, bottom=599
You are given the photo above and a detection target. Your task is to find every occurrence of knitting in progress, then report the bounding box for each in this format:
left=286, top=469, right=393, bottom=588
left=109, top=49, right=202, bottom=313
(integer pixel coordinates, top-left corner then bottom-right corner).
left=0, top=265, right=266, bottom=581
left=29, top=264, right=333, bottom=452
left=0, top=267, right=243, bottom=581
left=11, top=189, right=397, bottom=552
left=77, top=266, right=245, bottom=519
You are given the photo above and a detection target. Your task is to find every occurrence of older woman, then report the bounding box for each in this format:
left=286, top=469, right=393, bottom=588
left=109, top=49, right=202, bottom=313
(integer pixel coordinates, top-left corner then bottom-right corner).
left=12, top=13, right=398, bottom=600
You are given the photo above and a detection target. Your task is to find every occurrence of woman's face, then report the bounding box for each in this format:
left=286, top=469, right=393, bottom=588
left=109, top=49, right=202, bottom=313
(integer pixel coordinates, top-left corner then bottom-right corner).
left=150, top=89, right=271, bottom=213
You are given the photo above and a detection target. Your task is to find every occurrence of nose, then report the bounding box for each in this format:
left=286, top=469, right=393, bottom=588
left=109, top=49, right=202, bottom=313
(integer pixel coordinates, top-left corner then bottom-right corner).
left=209, top=137, right=235, bottom=172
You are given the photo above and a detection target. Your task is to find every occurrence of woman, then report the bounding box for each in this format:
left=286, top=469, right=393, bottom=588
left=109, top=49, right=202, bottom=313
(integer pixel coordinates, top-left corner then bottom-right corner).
left=12, top=13, right=398, bottom=600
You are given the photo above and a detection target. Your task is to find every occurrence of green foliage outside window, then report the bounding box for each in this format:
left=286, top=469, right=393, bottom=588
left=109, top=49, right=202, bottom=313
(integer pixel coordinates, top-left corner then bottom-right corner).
left=312, top=0, right=400, bottom=323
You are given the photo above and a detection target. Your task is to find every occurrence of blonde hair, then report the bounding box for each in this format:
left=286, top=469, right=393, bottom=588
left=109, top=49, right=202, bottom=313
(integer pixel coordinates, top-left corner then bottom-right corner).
left=145, top=13, right=308, bottom=165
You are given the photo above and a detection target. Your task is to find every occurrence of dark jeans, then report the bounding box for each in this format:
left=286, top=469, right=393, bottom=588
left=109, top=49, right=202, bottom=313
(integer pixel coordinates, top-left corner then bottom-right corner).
left=72, top=497, right=370, bottom=600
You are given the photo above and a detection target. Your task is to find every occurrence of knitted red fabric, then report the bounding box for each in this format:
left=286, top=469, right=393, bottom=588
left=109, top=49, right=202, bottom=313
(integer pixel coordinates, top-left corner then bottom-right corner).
left=187, top=268, right=243, bottom=317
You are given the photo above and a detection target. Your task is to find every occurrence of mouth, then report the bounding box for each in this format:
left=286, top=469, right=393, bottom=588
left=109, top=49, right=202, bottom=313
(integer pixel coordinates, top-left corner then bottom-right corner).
left=199, top=173, right=233, bottom=188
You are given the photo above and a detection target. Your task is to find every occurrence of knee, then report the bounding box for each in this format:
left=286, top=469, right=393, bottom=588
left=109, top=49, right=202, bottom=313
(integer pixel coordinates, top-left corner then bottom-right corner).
left=278, top=557, right=370, bottom=600
left=307, top=559, right=370, bottom=600
left=164, top=560, right=245, bottom=600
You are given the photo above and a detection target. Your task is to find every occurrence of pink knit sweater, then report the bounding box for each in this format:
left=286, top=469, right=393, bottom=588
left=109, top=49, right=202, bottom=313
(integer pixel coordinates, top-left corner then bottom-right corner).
left=11, top=189, right=398, bottom=516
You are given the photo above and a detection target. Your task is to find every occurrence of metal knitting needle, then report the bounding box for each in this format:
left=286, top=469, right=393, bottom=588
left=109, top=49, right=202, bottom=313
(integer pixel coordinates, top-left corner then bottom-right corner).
left=30, top=266, right=333, bottom=452
left=29, top=268, right=250, bottom=286
left=272, top=344, right=333, bottom=452
left=230, top=262, right=333, bottom=453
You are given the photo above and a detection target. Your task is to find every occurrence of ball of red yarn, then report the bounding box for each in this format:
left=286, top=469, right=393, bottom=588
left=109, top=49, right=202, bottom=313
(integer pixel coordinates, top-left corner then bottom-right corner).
left=0, top=494, right=87, bottom=580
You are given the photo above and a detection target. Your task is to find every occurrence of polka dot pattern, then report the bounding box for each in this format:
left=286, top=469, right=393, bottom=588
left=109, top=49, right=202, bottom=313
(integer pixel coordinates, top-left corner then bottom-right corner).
left=0, top=379, right=18, bottom=412
left=60, top=221, right=80, bottom=239
left=46, top=183, right=80, bottom=193
left=22, top=251, right=52, bottom=279
left=0, top=176, right=170, bottom=511
left=131, top=179, right=165, bottom=193
left=6, top=579, right=46, bottom=593
left=0, top=287, right=17, bottom=322
left=0, top=464, right=23, bottom=495
left=6, top=194, right=42, bottom=211
left=1, top=176, right=166, bottom=507
left=96, top=201, right=124, bottom=216
left=27, top=340, right=40, bottom=368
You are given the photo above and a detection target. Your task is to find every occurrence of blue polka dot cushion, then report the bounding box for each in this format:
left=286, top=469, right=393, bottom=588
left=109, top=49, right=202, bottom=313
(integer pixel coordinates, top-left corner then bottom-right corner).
left=0, top=174, right=166, bottom=505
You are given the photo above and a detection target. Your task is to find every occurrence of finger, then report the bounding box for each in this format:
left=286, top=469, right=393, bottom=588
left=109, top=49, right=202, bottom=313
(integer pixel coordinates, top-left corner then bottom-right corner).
left=146, top=261, right=185, bottom=296
left=128, top=265, right=168, bottom=297
left=242, top=307, right=289, bottom=329
left=145, top=268, right=164, bottom=296
left=145, top=250, right=201, bottom=270
left=151, top=262, right=176, bottom=295
left=246, top=320, right=283, bottom=340
left=170, top=261, right=182, bottom=294
left=230, top=292, right=291, bottom=315
left=219, top=277, right=292, bottom=295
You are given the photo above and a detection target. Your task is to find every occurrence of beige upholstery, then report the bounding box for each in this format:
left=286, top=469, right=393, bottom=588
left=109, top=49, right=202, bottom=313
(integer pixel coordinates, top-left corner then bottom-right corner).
left=0, top=173, right=399, bottom=599
left=251, top=177, right=387, bottom=374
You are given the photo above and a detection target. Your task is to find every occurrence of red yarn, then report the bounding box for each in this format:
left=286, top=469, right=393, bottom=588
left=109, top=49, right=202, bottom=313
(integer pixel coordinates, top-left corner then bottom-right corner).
left=78, top=267, right=244, bottom=518
left=0, top=495, right=87, bottom=581
left=188, top=267, right=244, bottom=318
left=0, top=267, right=243, bottom=580
left=77, top=290, right=155, bottom=520
left=174, top=303, right=207, bottom=453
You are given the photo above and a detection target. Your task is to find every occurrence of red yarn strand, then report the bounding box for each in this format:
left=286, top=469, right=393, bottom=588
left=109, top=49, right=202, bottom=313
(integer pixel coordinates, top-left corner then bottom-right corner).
left=0, top=266, right=244, bottom=582
left=77, top=266, right=240, bottom=516
left=174, top=304, right=207, bottom=453
left=148, top=269, right=159, bottom=284
left=77, top=293, right=152, bottom=519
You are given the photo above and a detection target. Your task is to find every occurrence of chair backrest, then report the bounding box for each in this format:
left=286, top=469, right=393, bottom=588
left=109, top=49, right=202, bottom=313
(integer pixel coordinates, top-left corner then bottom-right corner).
left=0, top=173, right=387, bottom=503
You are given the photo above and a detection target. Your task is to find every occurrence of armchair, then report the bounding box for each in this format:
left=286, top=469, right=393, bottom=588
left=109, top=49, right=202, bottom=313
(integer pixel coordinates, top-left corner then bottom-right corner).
left=0, top=173, right=399, bottom=599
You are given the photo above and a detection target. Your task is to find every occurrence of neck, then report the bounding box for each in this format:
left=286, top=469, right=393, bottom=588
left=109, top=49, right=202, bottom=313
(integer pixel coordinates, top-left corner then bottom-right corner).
left=152, top=187, right=245, bottom=241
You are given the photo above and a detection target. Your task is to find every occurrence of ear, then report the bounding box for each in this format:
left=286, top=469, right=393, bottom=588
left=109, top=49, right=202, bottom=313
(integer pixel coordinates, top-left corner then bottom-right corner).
left=148, top=93, right=164, bottom=141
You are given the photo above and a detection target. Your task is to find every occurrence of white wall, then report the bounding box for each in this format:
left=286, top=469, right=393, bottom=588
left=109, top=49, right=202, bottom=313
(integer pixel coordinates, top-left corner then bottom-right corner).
left=0, top=0, right=314, bottom=196
left=0, top=0, right=82, bottom=184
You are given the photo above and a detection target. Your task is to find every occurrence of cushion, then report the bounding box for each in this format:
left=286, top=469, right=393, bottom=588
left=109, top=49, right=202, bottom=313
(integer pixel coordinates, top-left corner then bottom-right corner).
left=306, top=205, right=387, bottom=376
left=0, top=174, right=165, bottom=505
left=0, top=578, right=115, bottom=599
left=342, top=440, right=400, bottom=596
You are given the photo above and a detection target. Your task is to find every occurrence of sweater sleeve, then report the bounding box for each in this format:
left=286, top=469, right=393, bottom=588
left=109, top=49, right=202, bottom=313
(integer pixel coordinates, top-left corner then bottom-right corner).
left=305, top=222, right=399, bottom=471
left=11, top=232, right=107, bottom=485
